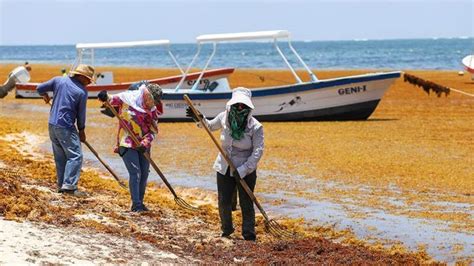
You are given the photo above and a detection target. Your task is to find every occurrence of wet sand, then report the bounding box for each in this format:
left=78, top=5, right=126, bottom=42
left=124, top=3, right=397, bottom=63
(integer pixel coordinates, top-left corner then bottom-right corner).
left=0, top=64, right=473, bottom=264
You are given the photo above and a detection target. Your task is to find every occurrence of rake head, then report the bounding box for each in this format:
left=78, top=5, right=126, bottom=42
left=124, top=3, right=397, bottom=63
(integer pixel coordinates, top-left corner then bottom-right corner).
left=265, top=219, right=297, bottom=239
left=174, top=196, right=199, bottom=211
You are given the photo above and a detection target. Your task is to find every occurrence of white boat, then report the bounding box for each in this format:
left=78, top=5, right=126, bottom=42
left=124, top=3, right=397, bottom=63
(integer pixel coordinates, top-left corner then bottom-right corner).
left=462, top=55, right=474, bottom=73
left=462, top=55, right=474, bottom=80
left=159, top=30, right=401, bottom=121
left=15, top=40, right=234, bottom=98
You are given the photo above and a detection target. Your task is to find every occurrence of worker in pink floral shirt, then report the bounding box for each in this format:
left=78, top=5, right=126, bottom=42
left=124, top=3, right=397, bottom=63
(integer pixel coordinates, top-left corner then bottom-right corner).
left=98, top=83, right=163, bottom=212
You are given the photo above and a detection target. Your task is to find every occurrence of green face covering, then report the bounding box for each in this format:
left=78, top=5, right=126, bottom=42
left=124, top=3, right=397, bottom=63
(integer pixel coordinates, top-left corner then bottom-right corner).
left=228, top=104, right=250, bottom=140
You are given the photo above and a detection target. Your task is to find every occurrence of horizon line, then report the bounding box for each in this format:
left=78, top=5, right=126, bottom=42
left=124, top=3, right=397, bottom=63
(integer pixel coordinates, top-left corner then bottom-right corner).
left=1, top=36, right=473, bottom=46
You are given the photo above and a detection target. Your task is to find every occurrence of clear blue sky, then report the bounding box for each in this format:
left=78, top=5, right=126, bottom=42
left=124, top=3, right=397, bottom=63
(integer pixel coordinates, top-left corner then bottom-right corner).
left=0, top=0, right=472, bottom=45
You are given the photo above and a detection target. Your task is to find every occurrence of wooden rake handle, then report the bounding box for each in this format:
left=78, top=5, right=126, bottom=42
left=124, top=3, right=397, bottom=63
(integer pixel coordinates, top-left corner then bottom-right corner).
left=83, top=140, right=127, bottom=189
left=103, top=99, right=179, bottom=198
left=183, top=94, right=271, bottom=221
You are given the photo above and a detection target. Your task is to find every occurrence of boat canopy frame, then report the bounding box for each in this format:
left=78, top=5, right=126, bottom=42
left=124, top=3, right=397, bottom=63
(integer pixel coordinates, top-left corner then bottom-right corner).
left=73, top=39, right=184, bottom=74
left=174, top=30, right=318, bottom=92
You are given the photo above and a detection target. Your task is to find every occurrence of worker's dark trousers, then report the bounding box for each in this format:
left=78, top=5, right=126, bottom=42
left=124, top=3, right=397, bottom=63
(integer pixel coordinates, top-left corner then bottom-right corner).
left=217, top=168, right=257, bottom=240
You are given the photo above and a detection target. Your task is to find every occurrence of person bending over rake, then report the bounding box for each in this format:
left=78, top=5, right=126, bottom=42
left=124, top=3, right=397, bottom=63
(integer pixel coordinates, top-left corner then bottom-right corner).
left=186, top=87, right=264, bottom=241
left=98, top=83, right=163, bottom=212
left=37, top=64, right=94, bottom=196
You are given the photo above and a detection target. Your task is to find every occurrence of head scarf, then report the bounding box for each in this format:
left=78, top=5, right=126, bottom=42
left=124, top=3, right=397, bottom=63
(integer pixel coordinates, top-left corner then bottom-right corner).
left=228, top=104, right=250, bottom=140
left=117, top=84, right=156, bottom=114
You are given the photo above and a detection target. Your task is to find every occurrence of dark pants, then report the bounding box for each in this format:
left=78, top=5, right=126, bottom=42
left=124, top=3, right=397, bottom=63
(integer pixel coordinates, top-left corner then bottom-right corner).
left=217, top=168, right=257, bottom=240
left=121, top=148, right=150, bottom=209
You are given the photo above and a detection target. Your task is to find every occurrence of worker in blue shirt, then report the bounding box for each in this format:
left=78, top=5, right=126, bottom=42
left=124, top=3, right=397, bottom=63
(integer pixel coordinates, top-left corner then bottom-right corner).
left=37, top=64, right=95, bottom=196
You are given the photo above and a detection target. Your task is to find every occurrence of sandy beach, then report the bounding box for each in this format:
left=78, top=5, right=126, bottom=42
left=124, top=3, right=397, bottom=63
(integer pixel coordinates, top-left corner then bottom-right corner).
left=0, top=64, right=472, bottom=264
left=0, top=218, right=187, bottom=264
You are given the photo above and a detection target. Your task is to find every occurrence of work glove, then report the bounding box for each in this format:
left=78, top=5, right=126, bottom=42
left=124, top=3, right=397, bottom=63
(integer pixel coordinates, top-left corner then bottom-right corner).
left=100, top=104, right=119, bottom=118
left=185, top=106, right=203, bottom=122
left=128, top=80, right=149, bottom=91
left=135, top=145, right=147, bottom=154
left=98, top=90, right=109, bottom=102
left=232, top=170, right=242, bottom=179
left=136, top=139, right=150, bottom=154
left=41, top=93, right=51, bottom=104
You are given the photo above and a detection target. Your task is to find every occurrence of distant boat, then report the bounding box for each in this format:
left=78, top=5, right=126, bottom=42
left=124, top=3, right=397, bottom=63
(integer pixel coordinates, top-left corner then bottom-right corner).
left=161, top=30, right=400, bottom=121
left=15, top=40, right=234, bottom=98
left=462, top=55, right=474, bottom=74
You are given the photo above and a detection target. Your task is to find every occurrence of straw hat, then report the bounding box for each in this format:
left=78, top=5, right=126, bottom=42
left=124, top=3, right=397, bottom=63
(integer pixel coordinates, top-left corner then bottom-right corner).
left=227, top=87, right=255, bottom=109
left=69, top=64, right=95, bottom=82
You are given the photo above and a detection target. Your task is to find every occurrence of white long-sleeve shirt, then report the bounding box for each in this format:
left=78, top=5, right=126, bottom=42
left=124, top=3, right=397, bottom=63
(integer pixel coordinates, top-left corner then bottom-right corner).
left=204, top=111, right=264, bottom=178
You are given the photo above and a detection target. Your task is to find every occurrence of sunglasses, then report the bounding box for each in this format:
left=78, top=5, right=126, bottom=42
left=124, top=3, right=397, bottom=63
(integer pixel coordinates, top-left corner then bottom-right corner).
left=233, top=103, right=250, bottom=110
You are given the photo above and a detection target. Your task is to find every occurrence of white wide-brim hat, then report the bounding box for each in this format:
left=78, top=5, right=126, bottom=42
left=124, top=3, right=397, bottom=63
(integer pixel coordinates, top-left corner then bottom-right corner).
left=226, top=87, right=255, bottom=109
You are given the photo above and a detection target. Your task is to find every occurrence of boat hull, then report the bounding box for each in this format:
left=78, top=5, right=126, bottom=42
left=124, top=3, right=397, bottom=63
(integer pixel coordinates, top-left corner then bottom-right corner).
left=14, top=68, right=234, bottom=98
left=254, top=100, right=380, bottom=121
left=159, top=71, right=401, bottom=121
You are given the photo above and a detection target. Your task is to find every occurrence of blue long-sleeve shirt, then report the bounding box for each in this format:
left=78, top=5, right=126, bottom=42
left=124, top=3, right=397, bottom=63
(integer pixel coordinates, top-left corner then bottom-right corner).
left=37, top=76, right=88, bottom=130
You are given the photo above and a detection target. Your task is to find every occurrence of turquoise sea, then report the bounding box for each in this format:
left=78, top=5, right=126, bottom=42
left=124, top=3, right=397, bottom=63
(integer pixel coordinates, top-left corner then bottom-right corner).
left=0, top=38, right=472, bottom=70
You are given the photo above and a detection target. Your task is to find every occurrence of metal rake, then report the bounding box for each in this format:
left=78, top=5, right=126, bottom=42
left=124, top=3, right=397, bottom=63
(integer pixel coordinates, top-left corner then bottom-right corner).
left=265, top=218, right=296, bottom=239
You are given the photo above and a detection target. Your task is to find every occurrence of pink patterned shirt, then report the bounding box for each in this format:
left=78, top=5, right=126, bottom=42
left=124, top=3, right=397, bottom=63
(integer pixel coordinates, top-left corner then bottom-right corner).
left=109, top=95, right=161, bottom=150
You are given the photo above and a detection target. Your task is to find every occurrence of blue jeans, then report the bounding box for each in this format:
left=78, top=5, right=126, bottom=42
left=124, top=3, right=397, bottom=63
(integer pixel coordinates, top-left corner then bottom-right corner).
left=121, top=147, right=150, bottom=208
left=48, top=124, right=83, bottom=190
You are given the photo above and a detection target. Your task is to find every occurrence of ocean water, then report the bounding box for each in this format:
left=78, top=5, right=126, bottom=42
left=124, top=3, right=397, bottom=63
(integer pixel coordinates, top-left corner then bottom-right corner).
left=0, top=38, right=472, bottom=70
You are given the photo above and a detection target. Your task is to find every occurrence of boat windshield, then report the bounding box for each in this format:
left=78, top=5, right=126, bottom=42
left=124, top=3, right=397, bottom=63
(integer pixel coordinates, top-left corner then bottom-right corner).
left=174, top=30, right=318, bottom=92
left=72, top=39, right=184, bottom=75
